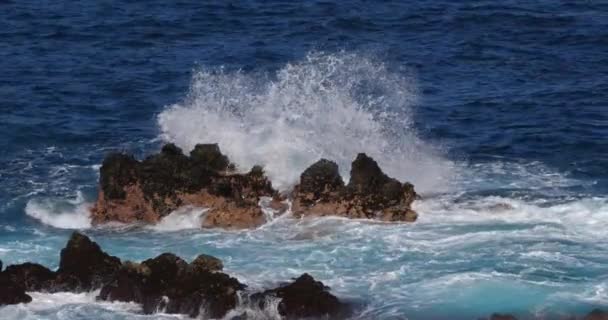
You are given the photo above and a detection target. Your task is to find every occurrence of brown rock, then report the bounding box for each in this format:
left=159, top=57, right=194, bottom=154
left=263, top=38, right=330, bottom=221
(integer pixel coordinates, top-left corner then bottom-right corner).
left=292, top=154, right=418, bottom=222
left=91, top=143, right=276, bottom=229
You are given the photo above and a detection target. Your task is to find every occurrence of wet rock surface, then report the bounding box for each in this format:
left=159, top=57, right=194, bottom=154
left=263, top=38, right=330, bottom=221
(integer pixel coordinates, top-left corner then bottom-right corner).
left=292, top=153, right=419, bottom=221
left=92, top=143, right=421, bottom=228
left=92, top=143, right=276, bottom=229
left=253, top=273, right=349, bottom=319
left=0, top=232, right=347, bottom=320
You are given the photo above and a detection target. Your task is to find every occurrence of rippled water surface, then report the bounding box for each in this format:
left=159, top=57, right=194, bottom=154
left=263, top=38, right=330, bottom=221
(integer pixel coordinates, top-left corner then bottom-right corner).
left=1, top=1, right=607, bottom=319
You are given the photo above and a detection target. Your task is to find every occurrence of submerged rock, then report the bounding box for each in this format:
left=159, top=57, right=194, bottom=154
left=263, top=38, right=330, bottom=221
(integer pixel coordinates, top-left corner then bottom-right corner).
left=92, top=143, right=276, bottom=229
left=292, top=153, right=418, bottom=221
left=253, top=273, right=348, bottom=319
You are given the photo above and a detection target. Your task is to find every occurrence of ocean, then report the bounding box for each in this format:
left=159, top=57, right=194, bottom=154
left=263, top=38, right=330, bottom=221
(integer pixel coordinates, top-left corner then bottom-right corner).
left=1, top=1, right=607, bottom=319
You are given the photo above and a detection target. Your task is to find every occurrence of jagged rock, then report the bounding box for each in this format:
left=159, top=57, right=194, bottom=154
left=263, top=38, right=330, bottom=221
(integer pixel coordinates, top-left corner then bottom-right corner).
left=190, top=254, right=223, bottom=272
left=254, top=273, right=348, bottom=319
left=0, top=275, right=31, bottom=306
left=292, top=153, right=418, bottom=221
left=55, top=232, right=122, bottom=291
left=99, top=252, right=245, bottom=318
left=1, top=263, right=55, bottom=291
left=585, top=309, right=608, bottom=320
left=92, top=143, right=276, bottom=229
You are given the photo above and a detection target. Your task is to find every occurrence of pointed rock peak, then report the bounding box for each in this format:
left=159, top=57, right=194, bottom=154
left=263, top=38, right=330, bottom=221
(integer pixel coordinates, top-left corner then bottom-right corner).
left=349, top=153, right=388, bottom=189
left=299, top=159, right=344, bottom=193
left=65, top=231, right=96, bottom=250
left=190, top=143, right=232, bottom=171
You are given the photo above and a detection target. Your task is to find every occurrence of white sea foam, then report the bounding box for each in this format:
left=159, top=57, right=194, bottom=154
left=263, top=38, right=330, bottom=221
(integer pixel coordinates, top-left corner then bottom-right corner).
left=24, top=191, right=92, bottom=229
left=0, top=291, right=186, bottom=320
left=149, top=206, right=208, bottom=231
left=158, top=52, right=455, bottom=192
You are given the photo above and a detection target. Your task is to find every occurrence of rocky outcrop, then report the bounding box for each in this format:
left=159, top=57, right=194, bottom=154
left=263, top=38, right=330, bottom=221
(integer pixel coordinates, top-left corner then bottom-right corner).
left=99, top=253, right=244, bottom=318
left=0, top=232, right=348, bottom=319
left=0, top=232, right=122, bottom=296
left=55, top=231, right=122, bottom=291
left=253, top=273, right=349, bottom=319
left=91, top=143, right=420, bottom=228
left=292, top=153, right=418, bottom=221
left=0, top=276, right=31, bottom=305
left=91, top=143, right=277, bottom=229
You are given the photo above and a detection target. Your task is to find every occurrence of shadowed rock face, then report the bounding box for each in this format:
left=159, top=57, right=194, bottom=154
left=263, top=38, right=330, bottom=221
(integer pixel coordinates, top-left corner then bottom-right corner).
left=57, top=232, right=122, bottom=291
left=92, top=143, right=276, bottom=229
left=0, top=232, right=347, bottom=319
left=0, top=232, right=122, bottom=295
left=253, top=273, right=348, bottom=319
left=292, top=153, right=418, bottom=221
left=99, top=252, right=245, bottom=318
left=0, top=275, right=31, bottom=305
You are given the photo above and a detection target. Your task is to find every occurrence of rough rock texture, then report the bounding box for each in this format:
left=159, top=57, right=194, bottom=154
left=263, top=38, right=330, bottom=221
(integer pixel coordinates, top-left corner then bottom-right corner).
left=91, top=143, right=276, bottom=229
left=585, top=309, right=608, bottom=320
left=0, top=276, right=32, bottom=305
left=55, top=232, right=122, bottom=291
left=254, top=273, right=348, bottom=319
left=98, top=252, right=245, bottom=318
left=0, top=232, right=122, bottom=296
left=292, top=153, right=418, bottom=221
left=190, top=254, right=223, bottom=272
left=1, top=263, right=55, bottom=291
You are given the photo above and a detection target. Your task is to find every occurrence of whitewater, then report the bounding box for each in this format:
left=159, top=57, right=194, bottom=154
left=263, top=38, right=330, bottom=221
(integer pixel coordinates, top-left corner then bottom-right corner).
left=4, top=53, right=608, bottom=319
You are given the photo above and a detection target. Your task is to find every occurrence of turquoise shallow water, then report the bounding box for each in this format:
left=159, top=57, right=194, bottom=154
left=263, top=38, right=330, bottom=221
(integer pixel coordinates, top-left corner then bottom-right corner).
left=2, top=0, right=608, bottom=319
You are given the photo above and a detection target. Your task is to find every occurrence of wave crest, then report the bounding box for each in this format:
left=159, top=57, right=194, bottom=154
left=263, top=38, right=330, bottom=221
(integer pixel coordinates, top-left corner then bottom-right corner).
left=158, top=52, right=454, bottom=192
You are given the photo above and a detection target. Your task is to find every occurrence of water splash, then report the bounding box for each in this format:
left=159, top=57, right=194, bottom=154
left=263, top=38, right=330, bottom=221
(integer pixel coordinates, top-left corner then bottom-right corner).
left=24, top=191, right=92, bottom=229
left=158, top=52, right=454, bottom=192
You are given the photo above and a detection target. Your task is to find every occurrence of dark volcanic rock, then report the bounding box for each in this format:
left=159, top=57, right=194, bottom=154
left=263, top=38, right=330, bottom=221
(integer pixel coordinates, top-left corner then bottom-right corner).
left=0, top=276, right=32, bottom=306
left=2, top=263, right=55, bottom=291
left=92, top=143, right=276, bottom=229
left=56, top=232, right=122, bottom=291
left=585, top=309, right=608, bottom=320
left=292, top=153, right=418, bottom=221
left=99, top=252, right=244, bottom=318
left=298, top=159, right=344, bottom=201
left=190, top=143, right=233, bottom=172
left=255, top=273, right=348, bottom=319
left=190, top=254, right=223, bottom=272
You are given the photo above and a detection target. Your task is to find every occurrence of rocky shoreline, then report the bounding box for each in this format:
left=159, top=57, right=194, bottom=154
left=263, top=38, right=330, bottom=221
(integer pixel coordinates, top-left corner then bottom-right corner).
left=0, top=233, right=606, bottom=320
left=0, top=232, right=350, bottom=319
left=91, top=143, right=419, bottom=229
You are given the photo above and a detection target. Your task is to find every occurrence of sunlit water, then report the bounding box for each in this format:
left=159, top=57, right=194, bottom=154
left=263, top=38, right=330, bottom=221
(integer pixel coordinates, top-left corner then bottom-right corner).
left=2, top=1, right=607, bottom=319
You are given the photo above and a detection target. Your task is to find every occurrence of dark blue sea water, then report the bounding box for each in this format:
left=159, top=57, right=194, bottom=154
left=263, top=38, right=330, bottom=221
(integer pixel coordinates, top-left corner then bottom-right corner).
left=1, top=1, right=608, bottom=319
